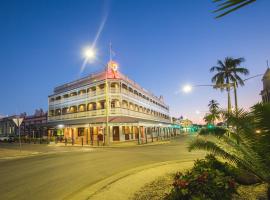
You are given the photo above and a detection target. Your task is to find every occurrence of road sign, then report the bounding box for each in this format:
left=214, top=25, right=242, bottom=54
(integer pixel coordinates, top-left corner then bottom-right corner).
left=12, top=117, right=24, bottom=152
left=12, top=118, right=24, bottom=127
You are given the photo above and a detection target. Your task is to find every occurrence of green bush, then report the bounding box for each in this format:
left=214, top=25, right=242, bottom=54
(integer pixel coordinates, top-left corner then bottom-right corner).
left=165, top=155, right=237, bottom=200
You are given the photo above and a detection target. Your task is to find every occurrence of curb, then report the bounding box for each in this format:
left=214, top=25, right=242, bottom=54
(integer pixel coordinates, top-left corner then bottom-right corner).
left=50, top=140, right=171, bottom=148
left=64, top=159, right=194, bottom=200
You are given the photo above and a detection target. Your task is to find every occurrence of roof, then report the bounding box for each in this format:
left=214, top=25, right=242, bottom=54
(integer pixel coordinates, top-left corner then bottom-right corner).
left=50, top=66, right=167, bottom=106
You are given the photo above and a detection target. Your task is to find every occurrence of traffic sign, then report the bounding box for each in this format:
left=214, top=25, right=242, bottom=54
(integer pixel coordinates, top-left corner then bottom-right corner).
left=12, top=118, right=24, bottom=127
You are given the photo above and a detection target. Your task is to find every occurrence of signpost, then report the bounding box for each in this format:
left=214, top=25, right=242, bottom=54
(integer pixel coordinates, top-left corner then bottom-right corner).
left=12, top=117, right=24, bottom=152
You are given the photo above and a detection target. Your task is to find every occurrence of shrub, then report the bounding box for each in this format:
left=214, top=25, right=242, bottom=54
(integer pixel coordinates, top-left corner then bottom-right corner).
left=165, top=155, right=237, bottom=200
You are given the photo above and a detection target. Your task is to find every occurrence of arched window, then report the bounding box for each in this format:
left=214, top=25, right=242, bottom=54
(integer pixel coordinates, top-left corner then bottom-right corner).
left=55, top=96, right=61, bottom=101
left=78, top=89, right=86, bottom=95
left=62, top=107, right=69, bottom=114
left=55, top=109, right=61, bottom=116
left=122, top=100, right=128, bottom=109
left=87, top=102, right=96, bottom=111
left=63, top=94, right=69, bottom=99
left=70, top=92, right=77, bottom=97
left=69, top=106, right=77, bottom=113
left=78, top=104, right=86, bottom=112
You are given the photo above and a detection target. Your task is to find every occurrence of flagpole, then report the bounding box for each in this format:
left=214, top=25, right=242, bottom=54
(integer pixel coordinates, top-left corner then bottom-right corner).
left=109, top=42, right=112, bottom=62
left=105, top=43, right=111, bottom=145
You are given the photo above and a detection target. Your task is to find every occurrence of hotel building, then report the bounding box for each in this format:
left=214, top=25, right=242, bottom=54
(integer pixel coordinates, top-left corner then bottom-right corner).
left=48, top=61, right=179, bottom=145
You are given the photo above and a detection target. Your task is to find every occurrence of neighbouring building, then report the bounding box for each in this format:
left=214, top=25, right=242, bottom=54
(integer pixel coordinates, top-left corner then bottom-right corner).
left=0, top=109, right=48, bottom=138
left=179, top=119, right=193, bottom=128
left=47, top=61, right=179, bottom=144
left=261, top=67, right=270, bottom=103
left=0, top=115, right=20, bottom=136
left=22, top=109, right=48, bottom=138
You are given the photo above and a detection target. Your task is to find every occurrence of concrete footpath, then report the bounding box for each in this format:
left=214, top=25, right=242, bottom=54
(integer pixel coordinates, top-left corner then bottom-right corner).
left=0, top=139, right=171, bottom=160
left=64, top=160, right=194, bottom=200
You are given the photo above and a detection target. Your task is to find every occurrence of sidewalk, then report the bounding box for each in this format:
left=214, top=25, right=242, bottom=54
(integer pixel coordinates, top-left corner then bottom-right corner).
left=0, top=137, right=174, bottom=160
left=53, top=138, right=171, bottom=148
left=64, top=160, right=194, bottom=200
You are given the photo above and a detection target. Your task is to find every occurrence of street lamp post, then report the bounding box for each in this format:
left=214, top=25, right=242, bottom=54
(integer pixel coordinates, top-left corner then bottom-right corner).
left=182, top=73, right=264, bottom=113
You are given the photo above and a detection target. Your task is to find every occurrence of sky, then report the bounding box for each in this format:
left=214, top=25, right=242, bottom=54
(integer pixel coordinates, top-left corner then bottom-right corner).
left=0, top=0, right=269, bottom=123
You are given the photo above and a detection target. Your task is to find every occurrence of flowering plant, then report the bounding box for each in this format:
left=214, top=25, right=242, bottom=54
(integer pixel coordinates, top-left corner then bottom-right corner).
left=166, top=155, right=237, bottom=200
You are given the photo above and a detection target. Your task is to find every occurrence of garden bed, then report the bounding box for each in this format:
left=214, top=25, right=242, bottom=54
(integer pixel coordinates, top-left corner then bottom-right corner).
left=132, top=173, right=268, bottom=200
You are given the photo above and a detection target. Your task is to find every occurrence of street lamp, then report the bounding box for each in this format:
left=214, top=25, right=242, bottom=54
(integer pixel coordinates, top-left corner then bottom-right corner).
left=83, top=47, right=97, bottom=62
left=182, top=84, right=193, bottom=93
left=181, top=73, right=264, bottom=113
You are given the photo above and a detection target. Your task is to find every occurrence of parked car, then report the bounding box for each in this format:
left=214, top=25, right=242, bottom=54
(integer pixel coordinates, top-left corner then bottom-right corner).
left=8, top=136, right=15, bottom=143
left=0, top=136, right=9, bottom=142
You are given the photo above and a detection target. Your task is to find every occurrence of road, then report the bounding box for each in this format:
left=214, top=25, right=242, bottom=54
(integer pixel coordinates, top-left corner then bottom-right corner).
left=0, top=135, right=204, bottom=200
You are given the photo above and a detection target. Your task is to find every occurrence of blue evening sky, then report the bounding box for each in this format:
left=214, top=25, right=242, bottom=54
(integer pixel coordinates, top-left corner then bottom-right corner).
left=0, top=0, right=269, bottom=123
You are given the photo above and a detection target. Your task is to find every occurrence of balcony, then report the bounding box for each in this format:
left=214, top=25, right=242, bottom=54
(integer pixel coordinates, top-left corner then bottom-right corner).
left=48, top=107, right=170, bottom=123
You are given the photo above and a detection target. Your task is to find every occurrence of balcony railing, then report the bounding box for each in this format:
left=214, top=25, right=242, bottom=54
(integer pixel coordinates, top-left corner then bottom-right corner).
left=48, top=108, right=170, bottom=123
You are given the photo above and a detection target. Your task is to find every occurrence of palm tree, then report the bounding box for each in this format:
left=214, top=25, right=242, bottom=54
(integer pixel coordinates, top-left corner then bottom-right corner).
left=213, top=0, right=257, bottom=18
left=203, top=113, right=215, bottom=124
left=210, top=57, right=249, bottom=113
left=206, top=100, right=220, bottom=124
left=189, top=103, right=270, bottom=198
left=208, top=100, right=219, bottom=112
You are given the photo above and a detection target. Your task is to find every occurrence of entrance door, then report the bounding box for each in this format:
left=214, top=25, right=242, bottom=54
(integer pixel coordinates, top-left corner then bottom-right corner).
left=112, top=126, right=120, bottom=141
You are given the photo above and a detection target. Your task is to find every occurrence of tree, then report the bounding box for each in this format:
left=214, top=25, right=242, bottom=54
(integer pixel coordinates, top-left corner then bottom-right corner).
left=189, top=103, right=270, bottom=198
left=210, top=57, right=249, bottom=113
left=213, top=0, right=257, bottom=18
left=208, top=100, right=219, bottom=113
left=203, top=113, right=215, bottom=124
left=204, top=100, right=221, bottom=125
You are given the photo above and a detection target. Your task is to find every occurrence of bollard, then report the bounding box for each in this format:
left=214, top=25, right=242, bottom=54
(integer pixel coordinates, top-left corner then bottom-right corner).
left=81, top=138, right=83, bottom=147
left=91, top=134, right=93, bottom=146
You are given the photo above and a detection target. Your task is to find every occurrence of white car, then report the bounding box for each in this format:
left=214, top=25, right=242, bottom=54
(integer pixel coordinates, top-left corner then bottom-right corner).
left=0, top=136, right=9, bottom=142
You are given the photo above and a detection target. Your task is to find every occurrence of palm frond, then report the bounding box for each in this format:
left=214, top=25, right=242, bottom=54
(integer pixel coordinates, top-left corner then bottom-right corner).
left=199, top=127, right=227, bottom=137
left=213, top=0, right=257, bottom=18
left=189, top=137, right=270, bottom=181
left=251, top=103, right=270, bottom=132
left=188, top=139, right=240, bottom=164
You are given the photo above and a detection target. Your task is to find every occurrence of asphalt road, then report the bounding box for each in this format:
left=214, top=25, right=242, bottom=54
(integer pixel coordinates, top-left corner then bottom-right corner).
left=0, top=135, right=204, bottom=200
